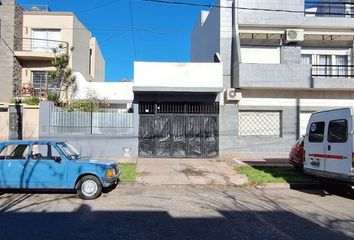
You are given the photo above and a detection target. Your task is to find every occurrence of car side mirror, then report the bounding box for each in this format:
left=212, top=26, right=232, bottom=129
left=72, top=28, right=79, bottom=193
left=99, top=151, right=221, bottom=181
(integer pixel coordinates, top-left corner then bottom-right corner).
left=53, top=156, right=61, bottom=163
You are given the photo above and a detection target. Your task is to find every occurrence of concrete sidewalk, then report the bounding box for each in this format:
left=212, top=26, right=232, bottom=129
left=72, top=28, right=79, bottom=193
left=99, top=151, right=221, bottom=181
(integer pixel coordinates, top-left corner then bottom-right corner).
left=136, top=158, right=248, bottom=186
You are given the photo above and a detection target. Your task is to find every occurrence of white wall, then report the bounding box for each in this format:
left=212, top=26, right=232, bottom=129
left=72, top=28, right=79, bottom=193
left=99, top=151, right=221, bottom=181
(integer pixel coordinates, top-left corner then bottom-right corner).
left=134, top=62, right=223, bottom=91
left=74, top=72, right=133, bottom=102
left=72, top=16, right=91, bottom=82
left=191, top=1, right=222, bottom=62
left=89, top=37, right=105, bottom=82
left=241, top=46, right=280, bottom=64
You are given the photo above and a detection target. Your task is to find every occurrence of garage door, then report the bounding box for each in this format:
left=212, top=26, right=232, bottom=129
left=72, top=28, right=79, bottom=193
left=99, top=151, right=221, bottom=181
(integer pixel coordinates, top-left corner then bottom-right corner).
left=300, top=112, right=313, bottom=136
left=139, top=103, right=219, bottom=158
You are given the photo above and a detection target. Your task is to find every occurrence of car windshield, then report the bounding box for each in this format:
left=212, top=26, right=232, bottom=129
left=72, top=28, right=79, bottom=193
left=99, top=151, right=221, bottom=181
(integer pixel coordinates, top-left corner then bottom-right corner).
left=56, top=143, right=87, bottom=160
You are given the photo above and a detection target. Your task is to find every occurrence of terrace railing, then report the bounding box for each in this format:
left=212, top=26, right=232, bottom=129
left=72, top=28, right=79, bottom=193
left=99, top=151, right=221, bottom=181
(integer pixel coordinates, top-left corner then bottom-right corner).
left=312, top=65, right=354, bottom=77
left=305, top=1, right=354, bottom=17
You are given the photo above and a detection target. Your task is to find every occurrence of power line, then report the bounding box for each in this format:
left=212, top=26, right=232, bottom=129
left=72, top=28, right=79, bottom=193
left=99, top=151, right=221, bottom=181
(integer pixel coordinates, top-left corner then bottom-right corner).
left=1, top=24, right=191, bottom=33
left=77, top=0, right=123, bottom=14
left=143, top=0, right=306, bottom=14
left=129, top=0, right=137, bottom=60
left=0, top=35, right=15, bottom=55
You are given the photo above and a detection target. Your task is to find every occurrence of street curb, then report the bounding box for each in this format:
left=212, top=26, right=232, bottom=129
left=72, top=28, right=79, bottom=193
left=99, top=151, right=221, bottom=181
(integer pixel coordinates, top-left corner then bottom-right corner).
left=258, top=182, right=323, bottom=190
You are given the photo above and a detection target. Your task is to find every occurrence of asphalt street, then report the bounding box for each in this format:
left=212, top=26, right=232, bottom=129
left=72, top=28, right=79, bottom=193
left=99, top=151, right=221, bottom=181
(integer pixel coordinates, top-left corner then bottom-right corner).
left=0, top=185, right=353, bottom=240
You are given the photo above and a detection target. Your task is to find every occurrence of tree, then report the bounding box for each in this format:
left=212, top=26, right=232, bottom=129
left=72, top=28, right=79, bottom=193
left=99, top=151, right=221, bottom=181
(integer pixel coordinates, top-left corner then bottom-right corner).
left=49, top=45, right=76, bottom=104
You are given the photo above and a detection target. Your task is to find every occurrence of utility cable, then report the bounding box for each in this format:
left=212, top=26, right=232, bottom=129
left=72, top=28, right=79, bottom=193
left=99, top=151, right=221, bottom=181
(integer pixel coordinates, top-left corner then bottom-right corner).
left=129, top=0, right=137, bottom=60
left=143, top=0, right=307, bottom=13
left=78, top=0, right=123, bottom=13
left=0, top=34, right=15, bottom=55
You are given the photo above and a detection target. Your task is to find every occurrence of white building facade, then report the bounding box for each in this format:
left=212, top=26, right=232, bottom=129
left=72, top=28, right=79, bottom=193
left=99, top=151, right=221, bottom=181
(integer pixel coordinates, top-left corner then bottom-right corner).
left=192, top=0, right=354, bottom=157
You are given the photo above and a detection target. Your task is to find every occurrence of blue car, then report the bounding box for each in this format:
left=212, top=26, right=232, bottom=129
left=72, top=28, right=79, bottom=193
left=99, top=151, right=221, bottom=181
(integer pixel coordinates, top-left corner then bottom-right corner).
left=0, top=140, right=121, bottom=200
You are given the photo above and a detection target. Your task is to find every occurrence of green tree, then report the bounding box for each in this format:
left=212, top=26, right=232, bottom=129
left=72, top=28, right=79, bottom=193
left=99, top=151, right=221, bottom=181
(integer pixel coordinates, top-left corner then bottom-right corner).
left=49, top=45, right=76, bottom=104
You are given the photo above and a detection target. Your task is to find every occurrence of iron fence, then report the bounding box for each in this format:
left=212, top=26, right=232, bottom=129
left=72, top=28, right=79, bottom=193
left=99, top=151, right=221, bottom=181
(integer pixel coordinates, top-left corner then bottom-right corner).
left=15, top=38, right=69, bottom=55
left=49, top=105, right=134, bottom=135
left=139, top=103, right=219, bottom=115
left=312, top=65, right=354, bottom=77
left=21, top=5, right=51, bottom=12
left=305, top=1, right=354, bottom=17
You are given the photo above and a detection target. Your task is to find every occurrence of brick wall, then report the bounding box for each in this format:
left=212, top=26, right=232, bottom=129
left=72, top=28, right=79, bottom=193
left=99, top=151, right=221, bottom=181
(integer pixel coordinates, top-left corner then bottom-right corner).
left=0, top=0, right=22, bottom=103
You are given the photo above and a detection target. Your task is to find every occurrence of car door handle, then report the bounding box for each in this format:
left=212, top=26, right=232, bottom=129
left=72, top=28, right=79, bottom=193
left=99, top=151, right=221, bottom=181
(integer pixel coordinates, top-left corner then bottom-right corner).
left=328, top=145, right=331, bottom=151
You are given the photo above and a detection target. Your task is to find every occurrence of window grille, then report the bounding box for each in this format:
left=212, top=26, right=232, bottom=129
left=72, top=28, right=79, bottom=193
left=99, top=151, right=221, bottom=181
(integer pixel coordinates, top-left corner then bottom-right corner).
left=239, top=111, right=281, bottom=136
left=32, top=71, right=57, bottom=97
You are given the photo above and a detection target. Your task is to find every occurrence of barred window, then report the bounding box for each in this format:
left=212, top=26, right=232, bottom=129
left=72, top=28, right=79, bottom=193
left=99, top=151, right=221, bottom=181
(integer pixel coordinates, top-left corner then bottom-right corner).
left=239, top=111, right=281, bottom=136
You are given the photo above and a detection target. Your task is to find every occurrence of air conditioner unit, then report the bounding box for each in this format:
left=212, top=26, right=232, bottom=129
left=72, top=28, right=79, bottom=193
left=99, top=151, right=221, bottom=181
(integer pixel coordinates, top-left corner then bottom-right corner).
left=285, top=29, right=304, bottom=42
left=226, top=88, right=242, bottom=102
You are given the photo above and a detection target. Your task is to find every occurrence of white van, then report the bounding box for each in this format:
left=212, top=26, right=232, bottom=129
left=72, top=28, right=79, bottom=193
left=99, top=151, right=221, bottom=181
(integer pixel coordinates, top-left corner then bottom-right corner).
left=304, top=108, right=354, bottom=185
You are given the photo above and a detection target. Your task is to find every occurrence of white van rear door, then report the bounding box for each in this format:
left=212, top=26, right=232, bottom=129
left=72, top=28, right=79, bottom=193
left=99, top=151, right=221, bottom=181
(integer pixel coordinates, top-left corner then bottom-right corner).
left=325, top=117, right=352, bottom=175
left=305, top=120, right=326, bottom=171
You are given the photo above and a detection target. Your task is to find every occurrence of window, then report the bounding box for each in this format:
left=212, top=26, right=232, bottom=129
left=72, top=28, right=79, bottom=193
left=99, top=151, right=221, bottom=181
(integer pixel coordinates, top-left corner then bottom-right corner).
left=318, top=55, right=332, bottom=76
left=301, top=54, right=312, bottom=65
left=89, top=48, right=92, bottom=76
left=32, top=71, right=57, bottom=97
left=32, top=29, right=61, bottom=53
left=336, top=55, right=348, bottom=77
left=328, top=119, right=348, bottom=143
left=239, top=111, right=281, bottom=136
left=301, top=49, right=351, bottom=77
left=31, top=144, right=61, bottom=160
left=309, top=121, right=325, bottom=143
left=0, top=144, right=29, bottom=160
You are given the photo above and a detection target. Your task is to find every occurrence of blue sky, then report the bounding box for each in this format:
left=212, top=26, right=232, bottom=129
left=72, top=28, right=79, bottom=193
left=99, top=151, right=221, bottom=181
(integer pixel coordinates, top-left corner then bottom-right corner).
left=18, top=0, right=214, bottom=82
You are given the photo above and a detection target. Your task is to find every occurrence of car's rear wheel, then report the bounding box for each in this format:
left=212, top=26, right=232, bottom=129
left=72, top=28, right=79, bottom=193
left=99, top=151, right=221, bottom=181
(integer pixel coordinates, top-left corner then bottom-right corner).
left=76, top=175, right=102, bottom=200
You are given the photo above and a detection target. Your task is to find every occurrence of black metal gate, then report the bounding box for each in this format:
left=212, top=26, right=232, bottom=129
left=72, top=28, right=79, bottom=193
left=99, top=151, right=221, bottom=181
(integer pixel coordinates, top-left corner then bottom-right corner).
left=139, top=103, right=219, bottom=158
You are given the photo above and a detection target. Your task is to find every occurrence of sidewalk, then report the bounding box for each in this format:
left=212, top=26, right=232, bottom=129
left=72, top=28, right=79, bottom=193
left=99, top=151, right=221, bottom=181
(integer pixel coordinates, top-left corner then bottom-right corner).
left=136, top=158, right=248, bottom=186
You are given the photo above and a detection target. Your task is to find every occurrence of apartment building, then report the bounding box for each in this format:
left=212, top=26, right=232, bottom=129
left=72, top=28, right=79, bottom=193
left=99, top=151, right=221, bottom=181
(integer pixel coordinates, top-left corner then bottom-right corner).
left=0, top=1, right=105, bottom=102
left=192, top=0, right=354, bottom=157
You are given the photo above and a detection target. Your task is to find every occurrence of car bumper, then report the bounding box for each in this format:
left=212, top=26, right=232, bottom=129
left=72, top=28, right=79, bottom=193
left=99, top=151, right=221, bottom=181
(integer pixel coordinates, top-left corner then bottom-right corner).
left=289, top=158, right=303, bottom=168
left=304, top=168, right=354, bottom=184
left=102, top=168, right=122, bottom=187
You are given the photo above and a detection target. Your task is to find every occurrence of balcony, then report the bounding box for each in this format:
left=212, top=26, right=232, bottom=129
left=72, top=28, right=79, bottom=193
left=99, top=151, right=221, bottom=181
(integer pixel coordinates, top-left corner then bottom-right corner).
left=238, top=64, right=312, bottom=89
left=237, top=0, right=354, bottom=28
left=305, top=1, right=354, bottom=17
left=312, top=65, right=354, bottom=89
left=238, top=63, right=354, bottom=90
left=14, top=38, right=69, bottom=61
left=21, top=5, right=51, bottom=12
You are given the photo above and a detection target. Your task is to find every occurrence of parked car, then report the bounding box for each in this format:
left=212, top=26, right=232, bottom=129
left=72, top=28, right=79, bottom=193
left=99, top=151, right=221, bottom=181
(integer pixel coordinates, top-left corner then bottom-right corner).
left=289, top=136, right=305, bottom=170
left=0, top=140, right=121, bottom=200
left=304, top=108, right=354, bottom=186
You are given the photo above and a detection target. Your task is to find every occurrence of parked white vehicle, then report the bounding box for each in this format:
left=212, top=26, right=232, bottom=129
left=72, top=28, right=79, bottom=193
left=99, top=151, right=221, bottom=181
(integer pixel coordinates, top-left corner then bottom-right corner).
left=304, top=108, right=354, bottom=185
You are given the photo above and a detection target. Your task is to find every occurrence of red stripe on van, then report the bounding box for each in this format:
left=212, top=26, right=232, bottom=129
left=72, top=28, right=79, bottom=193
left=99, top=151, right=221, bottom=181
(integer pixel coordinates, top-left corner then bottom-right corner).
left=309, top=153, right=345, bottom=160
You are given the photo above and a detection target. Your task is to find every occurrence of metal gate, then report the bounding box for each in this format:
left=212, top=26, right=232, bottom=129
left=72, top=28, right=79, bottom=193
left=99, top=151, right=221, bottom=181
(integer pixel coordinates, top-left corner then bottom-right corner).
left=139, top=103, right=219, bottom=158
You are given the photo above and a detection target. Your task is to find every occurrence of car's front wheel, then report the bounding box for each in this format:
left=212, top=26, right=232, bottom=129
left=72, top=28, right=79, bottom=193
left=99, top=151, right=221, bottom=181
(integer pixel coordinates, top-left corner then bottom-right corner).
left=76, top=175, right=102, bottom=200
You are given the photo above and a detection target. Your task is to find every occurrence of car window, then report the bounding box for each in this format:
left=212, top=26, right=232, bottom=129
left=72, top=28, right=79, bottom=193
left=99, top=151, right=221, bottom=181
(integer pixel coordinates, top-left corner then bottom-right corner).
left=0, top=144, right=29, bottom=160
left=328, top=119, right=348, bottom=143
left=309, top=121, right=325, bottom=143
left=31, top=144, right=61, bottom=160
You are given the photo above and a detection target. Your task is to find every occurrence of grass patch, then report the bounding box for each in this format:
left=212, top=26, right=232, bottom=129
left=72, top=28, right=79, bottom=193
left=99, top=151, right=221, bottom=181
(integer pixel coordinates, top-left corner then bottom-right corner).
left=119, top=163, right=136, bottom=182
left=235, top=166, right=317, bottom=186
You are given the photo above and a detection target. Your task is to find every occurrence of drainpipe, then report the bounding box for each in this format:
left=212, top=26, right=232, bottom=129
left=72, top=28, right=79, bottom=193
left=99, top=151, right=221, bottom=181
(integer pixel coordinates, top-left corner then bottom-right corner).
left=230, top=0, right=241, bottom=89
left=230, top=0, right=235, bottom=88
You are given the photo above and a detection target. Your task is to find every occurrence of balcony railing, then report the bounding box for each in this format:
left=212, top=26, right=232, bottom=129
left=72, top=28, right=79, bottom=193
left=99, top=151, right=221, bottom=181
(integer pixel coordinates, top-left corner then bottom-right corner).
left=21, top=5, right=51, bottom=12
left=15, top=38, right=69, bottom=55
left=312, top=65, right=354, bottom=77
left=305, top=1, right=354, bottom=17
